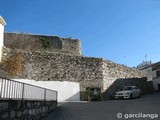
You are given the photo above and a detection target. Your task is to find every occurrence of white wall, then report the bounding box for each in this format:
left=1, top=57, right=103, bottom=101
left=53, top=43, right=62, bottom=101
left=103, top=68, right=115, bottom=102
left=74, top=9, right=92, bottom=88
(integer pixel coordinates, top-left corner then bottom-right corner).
left=0, top=16, right=6, bottom=62
left=152, top=70, right=157, bottom=78
left=153, top=77, right=160, bottom=91
left=0, top=23, right=4, bottom=47
left=0, top=23, right=4, bottom=62
left=14, top=79, right=80, bottom=102
left=141, top=67, right=160, bottom=91
left=141, top=67, right=152, bottom=77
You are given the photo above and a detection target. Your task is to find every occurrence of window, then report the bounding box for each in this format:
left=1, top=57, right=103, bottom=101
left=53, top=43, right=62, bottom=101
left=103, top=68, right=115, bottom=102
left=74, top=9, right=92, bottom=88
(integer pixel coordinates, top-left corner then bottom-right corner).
left=123, top=86, right=133, bottom=90
left=156, top=70, right=160, bottom=77
left=135, top=87, right=138, bottom=90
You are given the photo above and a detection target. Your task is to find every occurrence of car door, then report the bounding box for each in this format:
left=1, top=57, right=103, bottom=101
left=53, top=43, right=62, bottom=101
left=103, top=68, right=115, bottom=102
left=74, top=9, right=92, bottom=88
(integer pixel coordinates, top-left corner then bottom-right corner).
left=132, top=86, right=137, bottom=97
left=133, top=87, right=139, bottom=97
left=135, top=87, right=140, bottom=97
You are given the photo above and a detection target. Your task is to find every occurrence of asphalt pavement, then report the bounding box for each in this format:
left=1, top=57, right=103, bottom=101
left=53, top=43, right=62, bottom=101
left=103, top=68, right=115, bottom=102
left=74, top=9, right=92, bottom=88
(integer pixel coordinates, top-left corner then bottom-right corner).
left=42, top=93, right=160, bottom=120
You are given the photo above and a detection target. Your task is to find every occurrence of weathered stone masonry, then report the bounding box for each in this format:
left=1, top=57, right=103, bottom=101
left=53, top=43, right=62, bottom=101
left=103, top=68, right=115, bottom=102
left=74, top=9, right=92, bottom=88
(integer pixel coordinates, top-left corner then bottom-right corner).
left=1, top=47, right=152, bottom=100
left=1, top=47, right=104, bottom=92
left=102, top=60, right=152, bottom=91
left=0, top=100, right=57, bottom=120
left=102, top=60, right=153, bottom=99
left=4, top=33, right=82, bottom=56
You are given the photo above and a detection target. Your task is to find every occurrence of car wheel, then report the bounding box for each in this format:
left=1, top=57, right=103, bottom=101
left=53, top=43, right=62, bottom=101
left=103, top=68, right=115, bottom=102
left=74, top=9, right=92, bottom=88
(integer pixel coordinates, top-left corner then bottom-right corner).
left=130, top=94, right=133, bottom=99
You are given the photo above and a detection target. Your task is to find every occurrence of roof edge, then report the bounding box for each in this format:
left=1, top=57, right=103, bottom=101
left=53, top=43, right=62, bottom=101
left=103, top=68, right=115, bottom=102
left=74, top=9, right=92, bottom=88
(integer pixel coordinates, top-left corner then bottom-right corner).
left=0, top=16, right=7, bottom=26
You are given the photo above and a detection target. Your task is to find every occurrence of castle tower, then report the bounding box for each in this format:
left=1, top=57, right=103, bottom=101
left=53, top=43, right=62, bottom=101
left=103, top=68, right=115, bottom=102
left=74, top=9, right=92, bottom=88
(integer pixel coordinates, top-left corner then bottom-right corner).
left=0, top=16, right=6, bottom=62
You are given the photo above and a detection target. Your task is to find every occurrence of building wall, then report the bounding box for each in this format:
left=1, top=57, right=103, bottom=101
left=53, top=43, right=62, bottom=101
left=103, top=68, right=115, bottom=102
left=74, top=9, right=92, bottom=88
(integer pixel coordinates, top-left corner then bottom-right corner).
left=4, top=33, right=82, bottom=56
left=140, top=67, right=153, bottom=77
left=153, top=77, right=160, bottom=91
left=152, top=70, right=157, bottom=78
left=138, top=62, right=160, bottom=91
left=1, top=47, right=152, bottom=100
left=0, top=23, right=4, bottom=62
left=0, top=24, right=4, bottom=47
left=153, top=68, right=160, bottom=91
left=140, top=66, right=159, bottom=79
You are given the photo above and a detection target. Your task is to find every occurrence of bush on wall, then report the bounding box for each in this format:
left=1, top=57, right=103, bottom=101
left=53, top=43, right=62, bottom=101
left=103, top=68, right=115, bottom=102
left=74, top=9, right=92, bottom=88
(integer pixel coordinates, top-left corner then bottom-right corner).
left=40, top=38, right=52, bottom=49
left=4, top=53, right=24, bottom=76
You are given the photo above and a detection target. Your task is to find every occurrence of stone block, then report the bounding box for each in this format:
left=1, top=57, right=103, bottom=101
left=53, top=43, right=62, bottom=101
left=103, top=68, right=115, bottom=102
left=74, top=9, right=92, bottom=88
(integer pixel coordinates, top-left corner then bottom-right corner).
left=10, top=110, right=16, bottom=118
left=0, top=102, right=8, bottom=110
left=17, top=101, right=22, bottom=109
left=29, top=109, right=33, bottom=115
left=16, top=111, right=22, bottom=117
left=2, top=112, right=9, bottom=119
left=42, top=106, right=46, bottom=113
left=23, top=109, right=28, bottom=115
left=27, top=102, right=31, bottom=108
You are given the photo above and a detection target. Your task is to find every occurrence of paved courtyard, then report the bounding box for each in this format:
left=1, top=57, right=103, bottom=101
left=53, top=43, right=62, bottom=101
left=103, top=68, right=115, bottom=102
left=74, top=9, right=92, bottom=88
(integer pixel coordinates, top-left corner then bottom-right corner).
left=43, top=93, right=160, bottom=120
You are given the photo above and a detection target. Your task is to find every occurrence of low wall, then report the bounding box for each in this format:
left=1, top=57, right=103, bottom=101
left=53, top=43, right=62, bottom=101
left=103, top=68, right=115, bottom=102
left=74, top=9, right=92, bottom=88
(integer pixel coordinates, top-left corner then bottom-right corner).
left=14, top=79, right=80, bottom=102
left=0, top=100, right=57, bottom=120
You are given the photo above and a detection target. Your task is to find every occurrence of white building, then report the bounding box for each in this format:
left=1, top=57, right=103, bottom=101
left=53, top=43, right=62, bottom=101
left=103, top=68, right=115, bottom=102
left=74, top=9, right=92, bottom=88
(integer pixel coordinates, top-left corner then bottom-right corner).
left=137, top=61, right=160, bottom=91
left=0, top=16, right=6, bottom=62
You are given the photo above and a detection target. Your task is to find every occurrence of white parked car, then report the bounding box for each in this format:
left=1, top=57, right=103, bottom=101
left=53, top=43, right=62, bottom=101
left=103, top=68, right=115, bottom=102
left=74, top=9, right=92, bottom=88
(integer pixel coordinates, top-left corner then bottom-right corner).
left=114, top=86, right=142, bottom=99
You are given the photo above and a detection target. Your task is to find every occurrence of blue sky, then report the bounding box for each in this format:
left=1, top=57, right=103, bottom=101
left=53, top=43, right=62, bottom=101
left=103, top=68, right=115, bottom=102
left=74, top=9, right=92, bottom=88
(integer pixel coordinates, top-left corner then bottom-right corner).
left=1, top=0, right=160, bottom=67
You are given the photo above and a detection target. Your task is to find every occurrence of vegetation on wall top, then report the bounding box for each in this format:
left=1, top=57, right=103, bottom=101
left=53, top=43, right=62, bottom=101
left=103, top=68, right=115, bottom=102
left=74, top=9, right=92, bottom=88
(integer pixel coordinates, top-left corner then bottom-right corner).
left=40, top=38, right=52, bottom=49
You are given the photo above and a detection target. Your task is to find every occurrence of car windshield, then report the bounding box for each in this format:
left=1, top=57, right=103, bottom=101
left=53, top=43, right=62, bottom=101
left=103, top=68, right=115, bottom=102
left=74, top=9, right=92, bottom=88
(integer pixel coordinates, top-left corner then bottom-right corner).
left=123, top=86, right=133, bottom=90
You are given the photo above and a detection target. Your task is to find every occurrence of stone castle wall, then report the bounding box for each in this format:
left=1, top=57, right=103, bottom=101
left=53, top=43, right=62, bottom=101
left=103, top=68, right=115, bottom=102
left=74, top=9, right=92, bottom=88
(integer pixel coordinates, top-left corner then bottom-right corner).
left=4, top=33, right=81, bottom=55
left=1, top=47, right=104, bottom=93
left=0, top=47, right=152, bottom=100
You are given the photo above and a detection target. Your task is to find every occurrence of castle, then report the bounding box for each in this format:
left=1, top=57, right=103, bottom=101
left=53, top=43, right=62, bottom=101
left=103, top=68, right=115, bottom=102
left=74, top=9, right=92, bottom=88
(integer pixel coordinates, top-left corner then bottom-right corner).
left=0, top=16, right=153, bottom=100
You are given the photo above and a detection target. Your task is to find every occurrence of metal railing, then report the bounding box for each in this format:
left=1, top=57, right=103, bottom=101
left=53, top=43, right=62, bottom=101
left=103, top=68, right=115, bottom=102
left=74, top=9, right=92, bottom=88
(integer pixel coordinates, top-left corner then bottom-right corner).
left=0, top=78, right=57, bottom=101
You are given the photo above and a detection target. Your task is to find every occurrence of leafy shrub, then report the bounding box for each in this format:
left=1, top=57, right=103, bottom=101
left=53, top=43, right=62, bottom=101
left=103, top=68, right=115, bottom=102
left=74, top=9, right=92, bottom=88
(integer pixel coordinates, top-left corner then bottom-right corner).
left=40, top=38, right=52, bottom=49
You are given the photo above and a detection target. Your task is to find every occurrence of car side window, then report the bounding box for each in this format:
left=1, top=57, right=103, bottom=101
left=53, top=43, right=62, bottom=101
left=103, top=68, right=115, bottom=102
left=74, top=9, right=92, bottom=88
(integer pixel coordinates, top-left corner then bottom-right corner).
left=133, top=87, right=136, bottom=90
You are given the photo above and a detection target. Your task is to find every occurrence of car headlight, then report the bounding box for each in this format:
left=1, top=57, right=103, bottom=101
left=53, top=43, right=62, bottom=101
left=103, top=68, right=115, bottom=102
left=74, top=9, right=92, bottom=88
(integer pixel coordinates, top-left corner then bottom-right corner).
left=125, top=93, right=130, bottom=95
